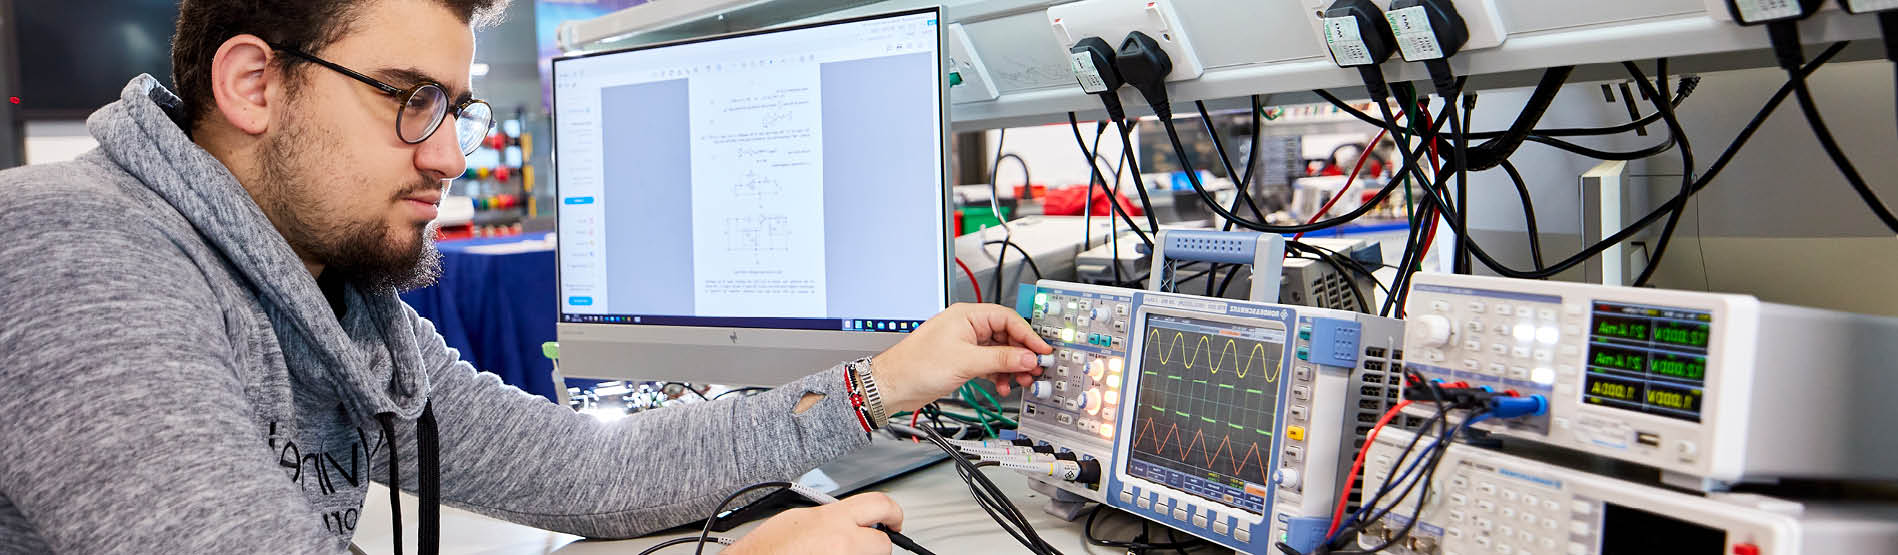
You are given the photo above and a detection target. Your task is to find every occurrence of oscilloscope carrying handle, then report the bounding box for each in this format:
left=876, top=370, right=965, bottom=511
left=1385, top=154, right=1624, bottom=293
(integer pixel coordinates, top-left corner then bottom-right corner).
left=1149, top=230, right=1285, bottom=302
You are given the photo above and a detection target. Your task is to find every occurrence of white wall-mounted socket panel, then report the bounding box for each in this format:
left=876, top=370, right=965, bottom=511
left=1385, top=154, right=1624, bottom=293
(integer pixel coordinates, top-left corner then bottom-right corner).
left=946, top=23, right=1001, bottom=103
left=1047, top=0, right=1205, bottom=84
left=1301, top=0, right=1509, bottom=60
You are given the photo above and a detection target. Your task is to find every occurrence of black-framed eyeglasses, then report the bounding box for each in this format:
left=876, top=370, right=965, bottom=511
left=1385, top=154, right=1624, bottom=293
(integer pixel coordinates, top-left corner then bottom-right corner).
left=272, top=45, right=494, bottom=155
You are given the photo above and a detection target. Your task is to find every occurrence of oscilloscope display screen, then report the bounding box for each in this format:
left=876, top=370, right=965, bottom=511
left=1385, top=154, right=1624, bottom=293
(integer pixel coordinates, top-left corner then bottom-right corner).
left=1126, top=313, right=1286, bottom=514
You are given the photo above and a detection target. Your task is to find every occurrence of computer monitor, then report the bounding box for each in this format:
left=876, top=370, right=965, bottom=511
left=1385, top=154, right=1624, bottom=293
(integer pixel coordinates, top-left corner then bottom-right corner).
left=551, top=8, right=949, bottom=385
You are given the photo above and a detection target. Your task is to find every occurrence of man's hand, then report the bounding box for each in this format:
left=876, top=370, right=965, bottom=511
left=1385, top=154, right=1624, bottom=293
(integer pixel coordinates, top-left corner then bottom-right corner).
left=724, top=493, right=904, bottom=554
left=872, top=303, right=1053, bottom=413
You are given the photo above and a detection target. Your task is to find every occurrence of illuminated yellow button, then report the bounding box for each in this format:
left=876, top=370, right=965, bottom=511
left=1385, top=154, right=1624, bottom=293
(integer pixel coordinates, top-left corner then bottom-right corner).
left=1107, top=357, right=1124, bottom=374
left=1286, top=425, right=1306, bottom=442
left=1060, top=328, right=1075, bottom=343
left=1104, top=389, right=1120, bottom=406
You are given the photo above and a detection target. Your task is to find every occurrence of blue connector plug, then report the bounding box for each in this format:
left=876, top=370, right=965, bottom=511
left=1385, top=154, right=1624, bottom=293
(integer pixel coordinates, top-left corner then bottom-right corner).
left=1489, top=395, right=1548, bottom=419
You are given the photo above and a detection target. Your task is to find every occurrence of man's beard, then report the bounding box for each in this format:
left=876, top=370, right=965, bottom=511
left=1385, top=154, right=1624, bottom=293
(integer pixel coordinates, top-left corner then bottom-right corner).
left=257, top=110, right=443, bottom=292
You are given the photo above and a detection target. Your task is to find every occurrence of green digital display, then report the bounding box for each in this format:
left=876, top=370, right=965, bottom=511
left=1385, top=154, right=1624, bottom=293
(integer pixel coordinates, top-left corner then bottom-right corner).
left=1588, top=345, right=1647, bottom=374
left=1585, top=301, right=1712, bottom=423
left=1652, top=320, right=1711, bottom=349
left=1592, top=315, right=1651, bottom=342
left=1646, top=352, right=1707, bottom=381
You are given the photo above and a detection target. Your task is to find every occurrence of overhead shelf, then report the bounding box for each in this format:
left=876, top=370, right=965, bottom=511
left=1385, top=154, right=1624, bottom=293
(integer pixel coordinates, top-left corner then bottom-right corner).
left=560, top=0, right=1886, bottom=131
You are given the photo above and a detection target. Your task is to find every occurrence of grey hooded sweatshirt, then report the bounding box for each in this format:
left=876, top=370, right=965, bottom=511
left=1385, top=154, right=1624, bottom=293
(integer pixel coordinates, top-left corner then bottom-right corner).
left=0, top=75, right=872, bottom=553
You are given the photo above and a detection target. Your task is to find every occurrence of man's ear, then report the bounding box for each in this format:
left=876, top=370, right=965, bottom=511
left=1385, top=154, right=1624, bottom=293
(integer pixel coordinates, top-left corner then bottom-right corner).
left=207, top=34, right=279, bottom=136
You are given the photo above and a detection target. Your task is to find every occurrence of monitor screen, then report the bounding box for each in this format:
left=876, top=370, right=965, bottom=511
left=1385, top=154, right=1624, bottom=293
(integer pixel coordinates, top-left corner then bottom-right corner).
left=551, top=9, right=946, bottom=334
left=12, top=0, right=178, bottom=119
left=1124, top=312, right=1287, bottom=515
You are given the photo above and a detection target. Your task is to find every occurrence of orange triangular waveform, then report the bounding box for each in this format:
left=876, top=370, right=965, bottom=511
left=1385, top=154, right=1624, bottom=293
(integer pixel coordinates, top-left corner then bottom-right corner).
left=1134, top=417, right=1268, bottom=483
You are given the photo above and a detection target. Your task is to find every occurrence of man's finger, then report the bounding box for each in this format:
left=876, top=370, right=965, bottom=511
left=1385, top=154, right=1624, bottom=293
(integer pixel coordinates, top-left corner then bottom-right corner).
left=830, top=492, right=905, bottom=531
left=848, top=528, right=896, bottom=555
left=971, top=305, right=1051, bottom=353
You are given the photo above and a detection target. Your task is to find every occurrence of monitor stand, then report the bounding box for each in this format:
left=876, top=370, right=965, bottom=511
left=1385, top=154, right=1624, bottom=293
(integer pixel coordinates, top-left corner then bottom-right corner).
left=709, top=434, right=947, bottom=532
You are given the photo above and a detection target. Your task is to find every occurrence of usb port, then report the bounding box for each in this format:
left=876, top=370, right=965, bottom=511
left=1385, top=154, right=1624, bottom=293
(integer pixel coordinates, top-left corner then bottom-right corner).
left=1637, top=432, right=1661, bottom=447
left=1391, top=349, right=1404, bottom=360
left=1360, top=399, right=1383, bottom=410
left=1357, top=412, right=1379, bottom=423
left=1365, top=346, right=1387, bottom=358
left=1364, top=360, right=1385, bottom=371
left=1361, top=385, right=1383, bottom=397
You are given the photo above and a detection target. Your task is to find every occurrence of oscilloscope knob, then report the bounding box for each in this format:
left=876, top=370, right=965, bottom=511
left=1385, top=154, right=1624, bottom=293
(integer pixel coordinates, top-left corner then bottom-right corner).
left=1412, top=314, right=1454, bottom=347
left=1029, top=380, right=1052, bottom=400
left=1091, top=306, right=1109, bottom=321
left=1082, top=388, right=1102, bottom=415
left=1272, top=467, right=1300, bottom=489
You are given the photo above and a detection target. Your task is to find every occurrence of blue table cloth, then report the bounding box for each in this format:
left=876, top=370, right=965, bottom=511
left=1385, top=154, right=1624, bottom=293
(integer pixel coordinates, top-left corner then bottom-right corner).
left=400, top=233, right=562, bottom=401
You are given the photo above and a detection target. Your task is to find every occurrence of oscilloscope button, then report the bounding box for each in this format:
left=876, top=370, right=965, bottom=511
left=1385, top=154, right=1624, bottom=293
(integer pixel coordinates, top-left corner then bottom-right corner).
left=1292, top=386, right=1311, bottom=401
left=1295, top=366, right=1313, bottom=381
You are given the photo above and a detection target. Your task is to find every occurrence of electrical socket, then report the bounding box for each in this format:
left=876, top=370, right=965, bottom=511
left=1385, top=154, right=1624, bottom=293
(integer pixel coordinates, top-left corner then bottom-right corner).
left=1047, top=0, right=1205, bottom=83
left=945, top=23, right=1001, bottom=103
left=1301, top=0, right=1507, bottom=58
left=1701, top=0, right=1830, bottom=22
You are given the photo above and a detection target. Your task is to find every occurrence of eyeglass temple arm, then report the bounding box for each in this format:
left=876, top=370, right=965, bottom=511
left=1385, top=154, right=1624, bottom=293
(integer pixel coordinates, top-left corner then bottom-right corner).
left=273, top=47, right=407, bottom=97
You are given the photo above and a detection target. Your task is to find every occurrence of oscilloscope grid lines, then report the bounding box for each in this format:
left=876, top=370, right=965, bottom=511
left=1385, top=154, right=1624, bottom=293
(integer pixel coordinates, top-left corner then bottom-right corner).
left=1144, top=328, right=1284, bottom=383
left=1132, top=322, right=1282, bottom=487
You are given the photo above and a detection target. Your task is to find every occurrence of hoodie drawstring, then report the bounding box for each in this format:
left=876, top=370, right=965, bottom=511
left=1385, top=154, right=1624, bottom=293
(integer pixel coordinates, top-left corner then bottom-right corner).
left=378, top=403, right=441, bottom=555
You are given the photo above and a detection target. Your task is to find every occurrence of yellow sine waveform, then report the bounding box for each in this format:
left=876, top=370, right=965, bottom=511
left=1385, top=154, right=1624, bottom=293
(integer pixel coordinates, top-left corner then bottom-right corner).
left=1144, top=330, right=1282, bottom=383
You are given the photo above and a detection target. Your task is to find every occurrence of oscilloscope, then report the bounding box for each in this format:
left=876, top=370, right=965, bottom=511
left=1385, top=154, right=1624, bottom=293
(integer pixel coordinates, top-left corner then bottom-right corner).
left=1009, top=279, right=1406, bottom=553
left=1397, top=273, right=1898, bottom=486
left=1358, top=428, right=1898, bottom=555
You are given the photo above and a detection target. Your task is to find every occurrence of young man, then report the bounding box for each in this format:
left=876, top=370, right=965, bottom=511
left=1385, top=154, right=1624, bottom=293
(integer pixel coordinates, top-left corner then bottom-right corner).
left=0, top=0, right=1050, bottom=552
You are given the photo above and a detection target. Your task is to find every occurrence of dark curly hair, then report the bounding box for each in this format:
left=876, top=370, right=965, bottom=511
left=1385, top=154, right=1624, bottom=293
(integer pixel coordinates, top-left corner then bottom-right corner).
left=170, top=0, right=507, bottom=131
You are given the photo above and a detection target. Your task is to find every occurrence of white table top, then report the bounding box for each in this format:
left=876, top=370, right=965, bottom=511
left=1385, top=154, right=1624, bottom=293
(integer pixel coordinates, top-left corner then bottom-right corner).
left=355, top=460, right=1186, bottom=554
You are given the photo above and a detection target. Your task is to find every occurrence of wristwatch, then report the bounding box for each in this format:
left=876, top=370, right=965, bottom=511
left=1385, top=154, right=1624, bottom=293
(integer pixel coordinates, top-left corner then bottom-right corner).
left=846, top=356, right=888, bottom=429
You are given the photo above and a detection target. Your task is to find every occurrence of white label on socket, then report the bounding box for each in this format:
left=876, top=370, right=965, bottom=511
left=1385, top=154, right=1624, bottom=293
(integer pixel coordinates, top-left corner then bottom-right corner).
left=1388, top=6, right=1445, bottom=61
left=1847, top=0, right=1898, bottom=12
left=1733, top=0, right=1804, bottom=22
left=1323, top=17, right=1375, bottom=67
left=1069, top=52, right=1110, bottom=93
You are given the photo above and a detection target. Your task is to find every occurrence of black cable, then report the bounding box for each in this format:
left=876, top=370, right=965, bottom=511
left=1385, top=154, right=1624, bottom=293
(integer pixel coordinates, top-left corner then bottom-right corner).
left=1769, top=26, right=1898, bottom=233
left=638, top=535, right=733, bottom=555
left=1082, top=119, right=1110, bottom=250
left=1069, top=113, right=1155, bottom=247
left=988, top=129, right=1012, bottom=304
left=1294, top=240, right=1392, bottom=299
left=713, top=387, right=770, bottom=400
left=1108, top=119, right=1163, bottom=236
left=1286, top=241, right=1370, bottom=313
left=997, top=153, right=1032, bottom=202
left=1325, top=375, right=1452, bottom=553
left=1331, top=42, right=1851, bottom=280
left=1323, top=404, right=1451, bottom=552
left=1625, top=60, right=1695, bottom=287
left=917, top=421, right=1064, bottom=554
left=1499, top=160, right=1544, bottom=270
left=1521, top=133, right=1675, bottom=160
left=1460, top=76, right=1701, bottom=140
left=1452, top=93, right=1471, bottom=274
left=1084, top=506, right=1208, bottom=551
left=695, top=482, right=794, bottom=555
left=984, top=240, right=1044, bottom=282
left=1196, top=99, right=1269, bottom=228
